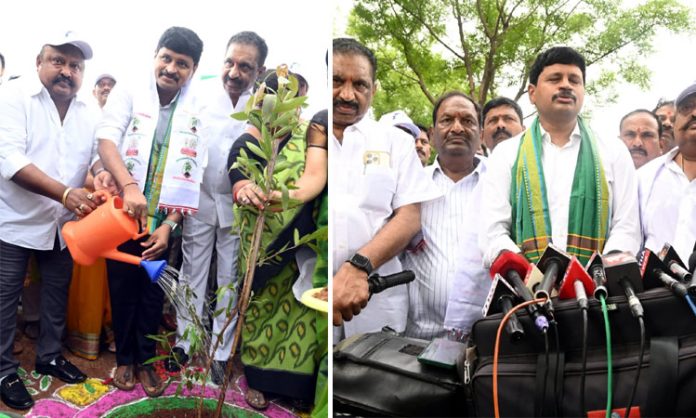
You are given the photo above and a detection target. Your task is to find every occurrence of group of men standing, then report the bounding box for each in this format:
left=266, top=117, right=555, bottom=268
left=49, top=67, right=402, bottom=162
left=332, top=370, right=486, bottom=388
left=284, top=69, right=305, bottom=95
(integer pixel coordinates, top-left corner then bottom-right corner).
left=331, top=39, right=696, bottom=346
left=0, top=27, right=287, bottom=410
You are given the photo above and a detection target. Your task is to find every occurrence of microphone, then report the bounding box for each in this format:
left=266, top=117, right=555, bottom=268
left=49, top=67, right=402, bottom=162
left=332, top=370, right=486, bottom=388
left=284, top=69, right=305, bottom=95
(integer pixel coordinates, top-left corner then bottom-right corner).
left=490, top=251, right=549, bottom=332
left=658, top=243, right=693, bottom=285
left=690, top=251, right=696, bottom=275
left=482, top=274, right=525, bottom=341
left=586, top=252, right=608, bottom=300
left=640, top=249, right=688, bottom=298
left=558, top=257, right=596, bottom=310
left=535, top=244, right=572, bottom=301
left=603, top=252, right=644, bottom=318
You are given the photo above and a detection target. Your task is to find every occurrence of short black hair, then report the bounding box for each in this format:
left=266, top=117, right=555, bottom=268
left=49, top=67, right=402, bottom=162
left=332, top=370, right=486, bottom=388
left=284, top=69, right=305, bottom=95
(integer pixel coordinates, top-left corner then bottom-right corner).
left=226, top=31, right=268, bottom=67
left=529, top=46, right=586, bottom=86
left=156, top=26, right=204, bottom=66
left=415, top=123, right=429, bottom=136
left=333, top=38, right=377, bottom=81
left=619, top=108, right=662, bottom=139
left=481, top=97, right=524, bottom=127
left=432, top=91, right=481, bottom=127
left=653, top=98, right=675, bottom=113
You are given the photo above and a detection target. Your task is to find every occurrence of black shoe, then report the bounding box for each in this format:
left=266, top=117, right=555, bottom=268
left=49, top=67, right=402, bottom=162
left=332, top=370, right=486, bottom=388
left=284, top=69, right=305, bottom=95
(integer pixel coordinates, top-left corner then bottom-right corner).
left=23, top=321, right=39, bottom=340
left=211, top=360, right=227, bottom=386
left=0, top=373, right=34, bottom=410
left=35, top=355, right=87, bottom=384
left=164, top=346, right=189, bottom=373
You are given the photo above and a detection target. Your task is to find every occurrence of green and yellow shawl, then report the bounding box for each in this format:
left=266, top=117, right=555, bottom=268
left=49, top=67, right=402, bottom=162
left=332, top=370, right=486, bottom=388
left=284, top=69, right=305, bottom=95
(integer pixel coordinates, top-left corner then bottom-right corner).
left=510, top=117, right=609, bottom=265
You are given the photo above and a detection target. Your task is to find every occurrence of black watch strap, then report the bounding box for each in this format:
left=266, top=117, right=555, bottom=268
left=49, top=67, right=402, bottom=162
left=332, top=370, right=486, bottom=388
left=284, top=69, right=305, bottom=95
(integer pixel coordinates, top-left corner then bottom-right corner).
left=347, top=253, right=373, bottom=275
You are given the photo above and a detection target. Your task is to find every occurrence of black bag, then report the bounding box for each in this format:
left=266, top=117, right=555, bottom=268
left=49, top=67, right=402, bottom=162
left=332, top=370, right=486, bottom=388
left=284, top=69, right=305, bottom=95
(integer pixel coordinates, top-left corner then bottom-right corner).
left=467, top=287, right=696, bottom=417
left=333, top=331, right=466, bottom=417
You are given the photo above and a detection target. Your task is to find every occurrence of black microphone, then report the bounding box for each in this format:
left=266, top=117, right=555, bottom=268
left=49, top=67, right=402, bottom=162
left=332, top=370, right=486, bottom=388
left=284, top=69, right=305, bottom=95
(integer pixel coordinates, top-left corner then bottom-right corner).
left=640, top=249, right=688, bottom=298
left=368, top=270, right=415, bottom=295
left=482, top=274, right=525, bottom=341
left=535, top=244, right=572, bottom=301
left=558, top=257, right=596, bottom=310
left=586, top=252, right=608, bottom=300
left=658, top=243, right=693, bottom=285
left=689, top=251, right=696, bottom=276
left=603, top=252, right=644, bottom=318
left=490, top=251, right=549, bottom=332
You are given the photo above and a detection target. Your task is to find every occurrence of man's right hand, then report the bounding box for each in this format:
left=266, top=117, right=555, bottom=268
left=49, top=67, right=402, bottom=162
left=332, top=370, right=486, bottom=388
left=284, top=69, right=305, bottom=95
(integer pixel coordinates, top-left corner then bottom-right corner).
left=332, top=262, right=370, bottom=326
left=122, top=183, right=148, bottom=229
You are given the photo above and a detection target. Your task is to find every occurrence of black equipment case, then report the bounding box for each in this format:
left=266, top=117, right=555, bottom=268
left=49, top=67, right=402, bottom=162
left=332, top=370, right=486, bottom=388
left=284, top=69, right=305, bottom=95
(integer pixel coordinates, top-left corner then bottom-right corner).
left=467, top=287, right=696, bottom=417
left=333, top=331, right=466, bottom=417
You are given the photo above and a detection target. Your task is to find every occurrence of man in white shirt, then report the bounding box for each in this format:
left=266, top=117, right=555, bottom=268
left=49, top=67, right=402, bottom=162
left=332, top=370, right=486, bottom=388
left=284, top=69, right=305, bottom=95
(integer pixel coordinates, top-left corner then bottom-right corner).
left=618, top=109, right=662, bottom=169
left=171, top=31, right=267, bottom=385
left=97, top=26, right=205, bottom=398
left=639, top=83, right=696, bottom=264
left=480, top=46, right=640, bottom=269
left=331, top=38, right=440, bottom=338
left=480, top=96, right=525, bottom=155
left=0, top=32, right=104, bottom=410
left=400, top=91, right=489, bottom=341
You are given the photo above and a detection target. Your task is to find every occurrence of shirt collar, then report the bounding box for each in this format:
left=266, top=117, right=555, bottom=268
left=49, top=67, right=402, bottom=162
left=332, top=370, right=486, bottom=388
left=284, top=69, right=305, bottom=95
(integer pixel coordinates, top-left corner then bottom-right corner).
left=538, top=120, right=582, bottom=147
left=431, top=154, right=486, bottom=182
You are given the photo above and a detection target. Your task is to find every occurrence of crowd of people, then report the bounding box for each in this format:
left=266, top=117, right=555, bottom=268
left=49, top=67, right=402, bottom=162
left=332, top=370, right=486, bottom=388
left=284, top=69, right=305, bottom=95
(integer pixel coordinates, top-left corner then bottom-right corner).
left=0, top=27, right=327, bottom=416
left=331, top=39, right=696, bottom=349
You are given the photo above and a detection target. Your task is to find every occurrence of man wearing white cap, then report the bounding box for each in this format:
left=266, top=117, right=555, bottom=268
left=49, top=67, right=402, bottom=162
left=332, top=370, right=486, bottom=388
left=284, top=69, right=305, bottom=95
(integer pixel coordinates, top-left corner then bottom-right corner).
left=0, top=31, right=106, bottom=410
left=379, top=110, right=432, bottom=165
left=93, top=73, right=116, bottom=109
left=638, top=83, right=696, bottom=265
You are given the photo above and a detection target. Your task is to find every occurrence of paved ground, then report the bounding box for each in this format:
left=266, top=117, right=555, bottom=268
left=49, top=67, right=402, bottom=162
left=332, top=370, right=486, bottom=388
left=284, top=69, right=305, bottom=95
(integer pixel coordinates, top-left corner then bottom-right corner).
left=1, top=327, right=303, bottom=418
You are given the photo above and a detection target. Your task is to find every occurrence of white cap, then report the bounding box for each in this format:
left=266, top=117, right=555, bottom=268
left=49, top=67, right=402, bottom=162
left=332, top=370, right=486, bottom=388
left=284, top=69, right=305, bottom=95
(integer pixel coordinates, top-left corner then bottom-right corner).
left=94, top=73, right=116, bottom=86
left=46, top=31, right=93, bottom=60
left=379, top=110, right=420, bottom=138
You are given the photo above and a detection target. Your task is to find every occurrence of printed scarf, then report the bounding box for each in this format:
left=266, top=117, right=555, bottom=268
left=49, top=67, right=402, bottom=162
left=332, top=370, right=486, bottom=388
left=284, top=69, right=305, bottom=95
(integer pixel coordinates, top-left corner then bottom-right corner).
left=510, top=117, right=609, bottom=265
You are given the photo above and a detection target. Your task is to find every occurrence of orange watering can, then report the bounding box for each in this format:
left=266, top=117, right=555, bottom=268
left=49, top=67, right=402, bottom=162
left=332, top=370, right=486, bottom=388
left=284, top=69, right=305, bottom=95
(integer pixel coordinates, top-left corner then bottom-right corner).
left=62, top=190, right=167, bottom=282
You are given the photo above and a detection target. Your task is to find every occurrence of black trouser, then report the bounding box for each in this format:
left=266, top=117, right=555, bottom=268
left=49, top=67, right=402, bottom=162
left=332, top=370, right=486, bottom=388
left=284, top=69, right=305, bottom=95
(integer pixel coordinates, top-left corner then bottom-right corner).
left=106, top=238, right=166, bottom=366
left=0, top=236, right=72, bottom=378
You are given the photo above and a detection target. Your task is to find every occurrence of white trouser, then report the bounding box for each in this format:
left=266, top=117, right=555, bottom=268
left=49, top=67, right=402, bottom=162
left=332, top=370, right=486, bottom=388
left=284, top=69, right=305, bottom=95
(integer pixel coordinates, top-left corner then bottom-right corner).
left=178, top=216, right=239, bottom=361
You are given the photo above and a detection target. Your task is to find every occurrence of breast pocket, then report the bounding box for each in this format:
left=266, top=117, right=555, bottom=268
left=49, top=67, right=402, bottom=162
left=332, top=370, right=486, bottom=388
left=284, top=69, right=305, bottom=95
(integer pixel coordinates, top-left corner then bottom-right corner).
left=359, top=165, right=397, bottom=215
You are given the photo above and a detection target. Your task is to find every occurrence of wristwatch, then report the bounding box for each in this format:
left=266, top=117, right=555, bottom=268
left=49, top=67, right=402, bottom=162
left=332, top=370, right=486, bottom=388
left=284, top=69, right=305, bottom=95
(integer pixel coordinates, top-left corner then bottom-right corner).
left=347, top=253, right=373, bottom=275
left=162, top=219, right=179, bottom=233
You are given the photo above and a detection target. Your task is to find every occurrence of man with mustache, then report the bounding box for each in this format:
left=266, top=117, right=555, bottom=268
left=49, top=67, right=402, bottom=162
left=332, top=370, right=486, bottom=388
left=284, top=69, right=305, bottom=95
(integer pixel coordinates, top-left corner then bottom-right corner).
left=415, top=124, right=432, bottom=166
left=481, top=46, right=640, bottom=269
left=654, top=99, right=676, bottom=152
left=400, top=91, right=490, bottom=341
left=96, top=27, right=206, bottom=397
left=481, top=96, right=525, bottom=155
left=619, top=109, right=662, bottom=169
left=331, top=38, right=440, bottom=338
left=93, top=73, right=116, bottom=109
left=168, top=31, right=267, bottom=386
left=638, top=83, right=696, bottom=264
left=0, top=31, right=104, bottom=410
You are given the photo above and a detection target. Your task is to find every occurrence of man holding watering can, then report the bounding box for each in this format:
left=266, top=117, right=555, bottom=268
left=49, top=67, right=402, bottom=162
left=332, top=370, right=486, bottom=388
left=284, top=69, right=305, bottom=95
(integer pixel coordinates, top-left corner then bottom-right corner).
left=0, top=31, right=107, bottom=410
left=96, top=27, right=206, bottom=398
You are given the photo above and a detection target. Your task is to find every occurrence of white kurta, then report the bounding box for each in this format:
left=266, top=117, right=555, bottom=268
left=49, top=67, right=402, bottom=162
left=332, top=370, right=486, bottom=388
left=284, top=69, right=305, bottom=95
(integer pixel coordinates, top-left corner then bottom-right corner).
left=0, top=76, right=100, bottom=250
left=400, top=156, right=490, bottom=340
left=638, top=147, right=696, bottom=264
left=178, top=81, right=251, bottom=360
left=331, top=117, right=441, bottom=338
left=480, top=122, right=641, bottom=268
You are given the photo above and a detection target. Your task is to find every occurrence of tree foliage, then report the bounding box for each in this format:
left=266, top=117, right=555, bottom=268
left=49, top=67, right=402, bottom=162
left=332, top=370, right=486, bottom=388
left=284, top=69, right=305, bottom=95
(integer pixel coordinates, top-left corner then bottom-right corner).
left=347, top=0, right=691, bottom=126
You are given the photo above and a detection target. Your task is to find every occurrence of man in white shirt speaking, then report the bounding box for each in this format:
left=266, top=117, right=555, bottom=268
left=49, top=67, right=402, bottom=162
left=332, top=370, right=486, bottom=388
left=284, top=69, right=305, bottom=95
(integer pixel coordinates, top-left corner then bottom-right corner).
left=0, top=31, right=104, bottom=410
left=480, top=46, right=641, bottom=269
left=638, top=83, right=696, bottom=264
left=400, top=91, right=490, bottom=341
left=331, top=38, right=440, bottom=338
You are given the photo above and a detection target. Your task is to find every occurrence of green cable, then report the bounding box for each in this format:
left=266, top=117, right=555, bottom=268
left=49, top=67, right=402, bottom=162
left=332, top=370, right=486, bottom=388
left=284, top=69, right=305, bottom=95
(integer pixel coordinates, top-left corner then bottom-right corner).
left=600, top=296, right=612, bottom=418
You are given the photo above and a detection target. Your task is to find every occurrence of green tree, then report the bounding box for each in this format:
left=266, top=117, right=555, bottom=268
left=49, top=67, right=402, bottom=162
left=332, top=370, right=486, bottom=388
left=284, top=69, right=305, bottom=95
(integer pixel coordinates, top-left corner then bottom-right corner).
left=347, top=0, right=691, bottom=124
